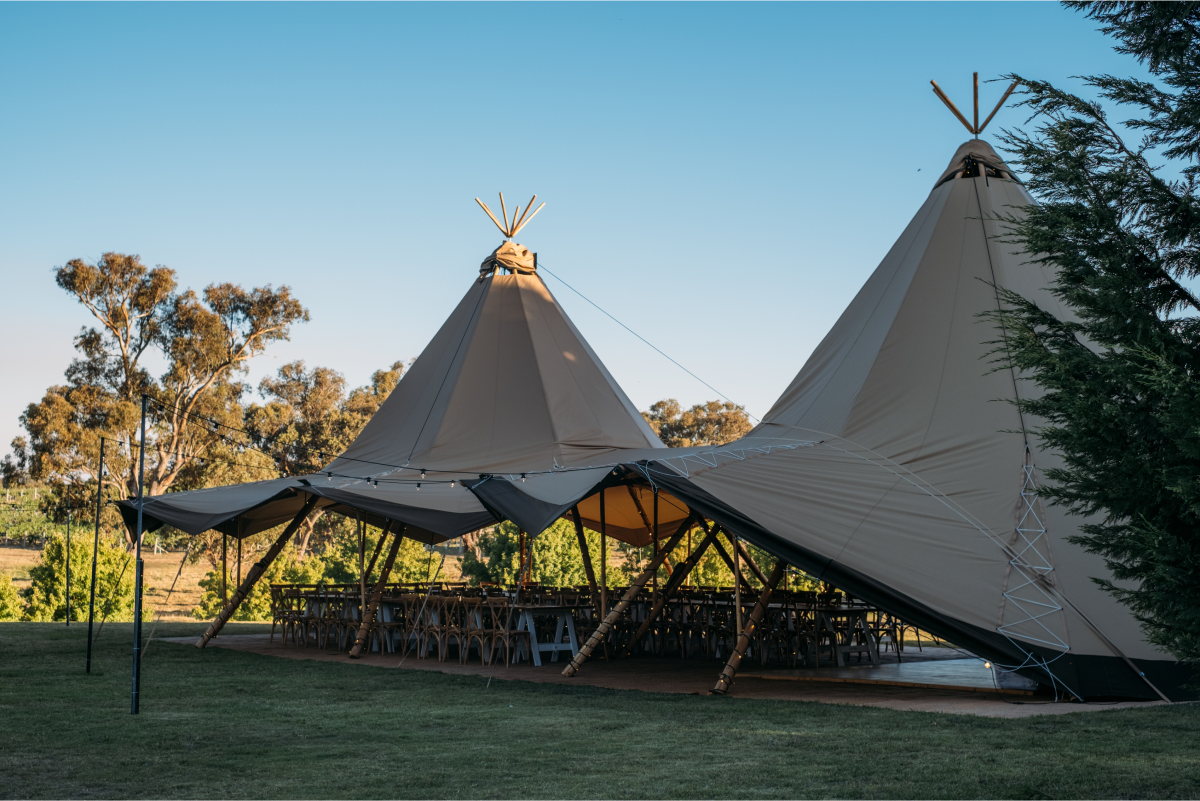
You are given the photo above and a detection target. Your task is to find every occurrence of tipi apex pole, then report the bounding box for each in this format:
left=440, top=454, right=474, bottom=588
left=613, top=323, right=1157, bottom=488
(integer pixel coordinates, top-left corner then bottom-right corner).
left=86, top=436, right=104, bottom=673
left=131, top=394, right=147, bottom=715
left=973, top=72, right=979, bottom=138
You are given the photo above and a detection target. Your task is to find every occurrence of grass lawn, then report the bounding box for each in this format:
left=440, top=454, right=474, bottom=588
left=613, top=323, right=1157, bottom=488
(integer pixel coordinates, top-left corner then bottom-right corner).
left=1, top=622, right=1197, bottom=799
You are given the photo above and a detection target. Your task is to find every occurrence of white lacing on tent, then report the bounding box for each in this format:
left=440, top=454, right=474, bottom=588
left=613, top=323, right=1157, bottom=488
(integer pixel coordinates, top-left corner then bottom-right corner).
left=997, top=464, right=1068, bottom=651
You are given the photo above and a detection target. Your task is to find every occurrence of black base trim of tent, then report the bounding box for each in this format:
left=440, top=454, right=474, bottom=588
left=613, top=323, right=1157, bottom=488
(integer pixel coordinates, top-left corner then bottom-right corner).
left=643, top=462, right=1197, bottom=702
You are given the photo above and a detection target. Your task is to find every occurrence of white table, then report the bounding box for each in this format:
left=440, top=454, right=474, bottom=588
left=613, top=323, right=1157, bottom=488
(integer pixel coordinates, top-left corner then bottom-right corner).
left=512, top=605, right=580, bottom=666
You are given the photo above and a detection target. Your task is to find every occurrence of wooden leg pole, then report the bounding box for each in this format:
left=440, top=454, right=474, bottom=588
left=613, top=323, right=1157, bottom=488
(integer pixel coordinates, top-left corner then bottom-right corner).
left=562, top=524, right=689, bottom=677
left=734, top=538, right=769, bottom=587
left=711, top=534, right=754, bottom=593
left=196, top=495, right=319, bottom=648
left=651, top=491, right=659, bottom=599
left=363, top=524, right=388, bottom=584
left=599, top=488, right=607, bottom=621
left=623, top=518, right=717, bottom=656
left=349, top=522, right=402, bottom=658
left=221, top=534, right=227, bottom=605
left=734, top=536, right=742, bottom=636
left=571, top=507, right=602, bottom=615
left=571, top=506, right=608, bottom=660
left=712, top=560, right=786, bottom=695
left=358, top=514, right=366, bottom=621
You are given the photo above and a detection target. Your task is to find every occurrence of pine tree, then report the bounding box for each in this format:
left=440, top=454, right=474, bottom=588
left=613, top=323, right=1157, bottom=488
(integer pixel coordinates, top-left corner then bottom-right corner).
left=989, top=2, right=1200, bottom=665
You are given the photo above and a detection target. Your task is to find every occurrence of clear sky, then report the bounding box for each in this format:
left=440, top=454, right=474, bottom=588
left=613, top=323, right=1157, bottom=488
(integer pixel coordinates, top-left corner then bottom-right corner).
left=0, top=2, right=1148, bottom=459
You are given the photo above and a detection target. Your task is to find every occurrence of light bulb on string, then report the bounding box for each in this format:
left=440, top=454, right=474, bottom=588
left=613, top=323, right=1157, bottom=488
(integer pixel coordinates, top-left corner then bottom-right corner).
left=450, top=481, right=455, bottom=488
left=520, top=473, right=526, bottom=483
left=421, top=470, right=426, bottom=479
left=416, top=483, right=421, bottom=490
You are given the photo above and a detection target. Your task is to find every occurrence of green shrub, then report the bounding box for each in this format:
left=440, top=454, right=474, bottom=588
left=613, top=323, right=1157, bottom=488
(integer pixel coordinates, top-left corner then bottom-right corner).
left=24, top=532, right=136, bottom=622
left=0, top=574, right=22, bottom=621
left=193, top=543, right=324, bottom=621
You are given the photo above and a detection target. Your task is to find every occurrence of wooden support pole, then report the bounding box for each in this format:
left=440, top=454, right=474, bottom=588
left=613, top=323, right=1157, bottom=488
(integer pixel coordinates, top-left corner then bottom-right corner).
left=363, top=523, right=388, bottom=584
left=562, top=523, right=689, bottom=677
left=930, top=80, right=975, bottom=135
left=221, top=534, right=227, bottom=605
left=979, top=80, right=1019, bottom=135
left=236, top=535, right=242, bottom=588
left=196, top=495, right=319, bottom=648
left=710, top=533, right=754, bottom=592
left=599, top=488, right=607, bottom=620
left=651, top=491, right=659, bottom=597
left=571, top=507, right=602, bottom=615
left=734, top=534, right=742, bottom=636
left=349, top=521, right=401, bottom=658
left=734, top=538, right=769, bottom=588
left=358, top=513, right=366, bottom=620
left=973, top=71, right=979, bottom=135
left=622, top=517, right=717, bottom=656
left=519, top=528, right=526, bottom=582
left=712, top=560, right=786, bottom=695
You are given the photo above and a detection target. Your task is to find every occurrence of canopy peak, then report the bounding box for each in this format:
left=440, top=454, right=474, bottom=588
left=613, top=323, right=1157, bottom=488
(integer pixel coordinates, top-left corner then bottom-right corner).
left=930, top=73, right=1018, bottom=139
left=475, top=192, right=546, bottom=239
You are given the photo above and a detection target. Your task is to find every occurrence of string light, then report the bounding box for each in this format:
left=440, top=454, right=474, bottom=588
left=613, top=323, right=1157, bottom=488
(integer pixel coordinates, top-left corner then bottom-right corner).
left=450, top=481, right=455, bottom=488
left=421, top=470, right=426, bottom=479
left=520, top=473, right=526, bottom=482
left=416, top=483, right=421, bottom=490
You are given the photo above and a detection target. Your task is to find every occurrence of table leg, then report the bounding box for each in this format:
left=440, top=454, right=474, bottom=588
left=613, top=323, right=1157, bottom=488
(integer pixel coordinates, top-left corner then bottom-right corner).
left=551, top=614, right=567, bottom=663
left=522, top=611, right=541, bottom=667
left=564, top=612, right=579, bottom=654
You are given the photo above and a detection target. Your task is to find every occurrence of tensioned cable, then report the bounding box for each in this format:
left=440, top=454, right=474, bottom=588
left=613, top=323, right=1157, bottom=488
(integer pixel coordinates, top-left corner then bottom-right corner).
left=537, top=261, right=760, bottom=422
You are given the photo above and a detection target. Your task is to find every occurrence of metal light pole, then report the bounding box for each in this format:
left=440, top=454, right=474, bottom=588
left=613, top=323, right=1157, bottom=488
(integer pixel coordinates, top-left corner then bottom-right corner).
left=131, top=397, right=147, bottom=715
left=86, top=437, right=104, bottom=673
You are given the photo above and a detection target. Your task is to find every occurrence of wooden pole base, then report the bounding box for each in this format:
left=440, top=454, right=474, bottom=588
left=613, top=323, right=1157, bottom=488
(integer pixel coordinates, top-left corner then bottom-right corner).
left=349, top=522, right=403, bottom=658
left=562, top=523, right=689, bottom=677
left=196, top=495, right=319, bottom=649
left=712, top=560, right=785, bottom=695
left=623, top=518, right=716, bottom=656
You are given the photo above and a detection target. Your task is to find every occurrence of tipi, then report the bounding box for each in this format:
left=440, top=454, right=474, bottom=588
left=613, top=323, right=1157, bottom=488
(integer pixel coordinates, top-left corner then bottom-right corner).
left=610, top=122, right=1192, bottom=699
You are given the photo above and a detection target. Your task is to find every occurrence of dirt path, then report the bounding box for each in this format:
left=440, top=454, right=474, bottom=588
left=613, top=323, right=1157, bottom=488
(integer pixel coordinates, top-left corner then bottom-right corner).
left=161, top=633, right=1167, bottom=719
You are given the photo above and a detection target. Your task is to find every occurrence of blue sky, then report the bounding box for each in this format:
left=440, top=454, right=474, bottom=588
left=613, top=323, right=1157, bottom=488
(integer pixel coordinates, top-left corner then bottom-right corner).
left=0, top=2, right=1147, bottom=458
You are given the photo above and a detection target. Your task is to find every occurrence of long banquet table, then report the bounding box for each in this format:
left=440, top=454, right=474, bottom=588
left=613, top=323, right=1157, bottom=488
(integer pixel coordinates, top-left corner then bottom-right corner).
left=268, top=583, right=896, bottom=668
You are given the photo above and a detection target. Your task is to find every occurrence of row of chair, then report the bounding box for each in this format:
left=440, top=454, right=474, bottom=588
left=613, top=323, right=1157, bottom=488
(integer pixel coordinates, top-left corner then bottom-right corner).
left=268, top=583, right=922, bottom=668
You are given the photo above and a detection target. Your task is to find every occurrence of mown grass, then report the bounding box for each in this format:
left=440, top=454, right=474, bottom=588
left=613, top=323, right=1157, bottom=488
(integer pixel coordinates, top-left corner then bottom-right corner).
left=0, top=622, right=1197, bottom=799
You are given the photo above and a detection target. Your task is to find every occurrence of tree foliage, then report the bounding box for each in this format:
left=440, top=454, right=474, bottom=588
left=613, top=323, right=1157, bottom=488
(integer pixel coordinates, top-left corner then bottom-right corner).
left=4, top=253, right=309, bottom=544
left=22, top=530, right=137, bottom=622
left=988, top=1, right=1200, bottom=665
left=0, top=575, right=22, bottom=621
left=642, top=399, right=753, bottom=448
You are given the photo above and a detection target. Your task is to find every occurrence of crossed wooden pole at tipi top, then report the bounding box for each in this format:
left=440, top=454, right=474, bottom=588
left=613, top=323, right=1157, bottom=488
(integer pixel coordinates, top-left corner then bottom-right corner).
left=476, top=192, right=546, bottom=239
left=931, top=72, right=1019, bottom=138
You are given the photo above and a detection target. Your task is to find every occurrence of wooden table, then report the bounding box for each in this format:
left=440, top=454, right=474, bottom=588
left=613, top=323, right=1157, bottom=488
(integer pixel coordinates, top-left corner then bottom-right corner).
left=512, top=604, right=580, bottom=666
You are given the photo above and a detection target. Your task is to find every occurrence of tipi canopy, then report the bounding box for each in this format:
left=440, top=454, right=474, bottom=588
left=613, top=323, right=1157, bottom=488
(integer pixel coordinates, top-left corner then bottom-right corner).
left=586, top=138, right=1191, bottom=701
left=121, top=234, right=692, bottom=546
